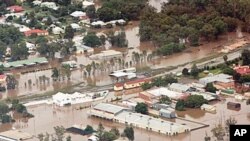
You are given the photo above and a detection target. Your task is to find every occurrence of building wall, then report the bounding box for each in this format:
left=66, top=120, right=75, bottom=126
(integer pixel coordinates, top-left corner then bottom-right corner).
left=215, top=81, right=234, bottom=89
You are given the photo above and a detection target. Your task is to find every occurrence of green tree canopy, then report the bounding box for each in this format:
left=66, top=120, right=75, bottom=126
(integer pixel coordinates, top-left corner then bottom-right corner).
left=135, top=102, right=148, bottom=114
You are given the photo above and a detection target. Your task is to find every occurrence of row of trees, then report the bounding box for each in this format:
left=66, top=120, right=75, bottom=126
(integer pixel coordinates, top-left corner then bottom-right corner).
left=51, top=65, right=71, bottom=81
left=141, top=74, right=178, bottom=90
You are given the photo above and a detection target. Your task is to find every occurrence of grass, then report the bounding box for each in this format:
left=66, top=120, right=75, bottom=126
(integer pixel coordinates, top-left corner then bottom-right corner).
left=198, top=68, right=222, bottom=78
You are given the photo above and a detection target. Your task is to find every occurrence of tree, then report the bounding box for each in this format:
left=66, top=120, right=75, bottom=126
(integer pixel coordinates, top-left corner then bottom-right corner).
left=223, top=67, right=235, bottom=75
left=159, top=96, right=171, bottom=104
left=85, top=64, right=92, bottom=76
left=66, top=136, right=71, bottom=141
left=52, top=68, right=60, bottom=81
left=83, top=32, right=101, bottom=47
left=190, top=64, right=199, bottom=78
left=54, top=126, right=65, bottom=141
left=123, top=126, right=134, bottom=141
left=225, top=117, right=237, bottom=136
left=0, top=101, right=9, bottom=115
left=175, top=100, right=185, bottom=111
left=61, top=64, right=71, bottom=80
left=110, top=127, right=120, bottom=138
left=141, top=82, right=152, bottom=90
left=135, top=102, right=148, bottom=114
left=205, top=83, right=217, bottom=93
left=96, top=123, right=105, bottom=141
left=11, top=42, right=29, bottom=60
left=64, top=26, right=74, bottom=39
left=223, top=55, right=228, bottom=64
left=182, top=68, right=189, bottom=75
left=241, top=49, right=250, bottom=65
left=185, top=95, right=208, bottom=108
left=38, top=133, right=44, bottom=141
left=102, top=131, right=117, bottom=141
left=86, top=5, right=96, bottom=19
left=211, top=124, right=225, bottom=141
left=85, top=125, right=94, bottom=134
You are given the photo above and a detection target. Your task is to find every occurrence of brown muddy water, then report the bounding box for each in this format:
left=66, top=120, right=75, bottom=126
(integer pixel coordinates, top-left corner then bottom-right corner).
left=0, top=97, right=249, bottom=141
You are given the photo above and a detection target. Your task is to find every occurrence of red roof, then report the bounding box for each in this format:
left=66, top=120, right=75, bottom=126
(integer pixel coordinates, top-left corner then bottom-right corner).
left=8, top=5, right=24, bottom=13
left=125, top=78, right=151, bottom=85
left=24, top=29, right=48, bottom=36
left=115, top=83, right=124, bottom=87
left=0, top=74, right=6, bottom=80
left=234, top=66, right=250, bottom=75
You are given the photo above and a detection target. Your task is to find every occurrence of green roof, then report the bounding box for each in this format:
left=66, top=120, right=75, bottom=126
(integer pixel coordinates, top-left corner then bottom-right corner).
left=4, top=57, right=48, bottom=68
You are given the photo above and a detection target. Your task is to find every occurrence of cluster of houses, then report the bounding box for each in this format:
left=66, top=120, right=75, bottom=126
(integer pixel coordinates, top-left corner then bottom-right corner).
left=52, top=90, right=109, bottom=106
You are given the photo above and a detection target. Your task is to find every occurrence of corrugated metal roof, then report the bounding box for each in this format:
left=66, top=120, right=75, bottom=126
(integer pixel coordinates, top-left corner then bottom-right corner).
left=94, top=103, right=126, bottom=114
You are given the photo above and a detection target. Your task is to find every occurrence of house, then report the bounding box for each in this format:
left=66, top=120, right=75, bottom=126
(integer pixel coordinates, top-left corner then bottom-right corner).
left=159, top=108, right=176, bottom=119
left=76, top=44, right=94, bottom=54
left=41, top=2, right=59, bottom=10
left=234, top=65, right=250, bottom=75
left=124, top=78, right=151, bottom=89
left=169, top=83, right=191, bottom=93
left=199, top=74, right=234, bottom=89
left=227, top=102, right=241, bottom=110
left=70, top=11, right=87, bottom=19
left=0, top=74, right=7, bottom=83
left=200, top=104, right=216, bottom=113
left=71, top=23, right=81, bottom=30
left=62, top=61, right=77, bottom=68
left=114, top=83, right=124, bottom=91
left=90, top=50, right=123, bottom=60
left=32, top=0, right=42, bottom=6
left=52, top=26, right=64, bottom=35
left=0, top=130, right=33, bottom=141
left=24, top=29, right=49, bottom=36
left=153, top=103, right=170, bottom=110
left=91, top=21, right=106, bottom=27
left=26, top=42, right=36, bottom=54
left=82, top=0, right=95, bottom=8
left=7, top=5, right=24, bottom=13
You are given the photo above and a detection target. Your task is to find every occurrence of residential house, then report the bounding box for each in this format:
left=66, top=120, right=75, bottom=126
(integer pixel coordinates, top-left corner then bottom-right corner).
left=70, top=11, right=87, bottom=19
left=114, top=83, right=124, bottom=91
left=24, top=29, right=49, bottom=37
left=169, top=83, right=191, bottom=93
left=7, top=5, right=24, bottom=13
left=41, top=2, right=59, bottom=10
left=82, top=0, right=94, bottom=8
left=234, top=65, right=250, bottom=75
left=199, top=74, right=234, bottom=89
left=76, top=44, right=94, bottom=54
left=124, top=78, right=151, bottom=89
left=52, top=26, right=65, bottom=35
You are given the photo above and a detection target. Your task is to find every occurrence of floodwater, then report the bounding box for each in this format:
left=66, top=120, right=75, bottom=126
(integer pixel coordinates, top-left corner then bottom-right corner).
left=1, top=0, right=249, bottom=99
left=0, top=97, right=249, bottom=141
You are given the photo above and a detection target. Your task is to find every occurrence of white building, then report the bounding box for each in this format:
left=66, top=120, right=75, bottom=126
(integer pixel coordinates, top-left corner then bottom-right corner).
left=41, top=2, right=59, bottom=10
left=52, top=26, right=65, bottom=35
left=76, top=45, right=94, bottom=54
left=71, top=23, right=81, bottom=30
left=89, top=50, right=123, bottom=60
left=70, top=11, right=86, bottom=18
left=82, top=0, right=95, bottom=8
left=169, top=83, right=191, bottom=93
left=53, top=91, right=108, bottom=106
left=200, top=104, right=216, bottom=113
left=147, top=87, right=186, bottom=100
left=91, top=21, right=106, bottom=27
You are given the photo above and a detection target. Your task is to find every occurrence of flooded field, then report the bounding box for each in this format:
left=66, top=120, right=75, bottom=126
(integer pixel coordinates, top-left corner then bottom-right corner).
left=0, top=97, right=249, bottom=141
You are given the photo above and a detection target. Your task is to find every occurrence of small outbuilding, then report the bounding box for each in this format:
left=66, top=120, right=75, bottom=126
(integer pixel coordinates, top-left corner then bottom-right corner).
left=159, top=108, right=176, bottom=119
left=227, top=102, right=241, bottom=110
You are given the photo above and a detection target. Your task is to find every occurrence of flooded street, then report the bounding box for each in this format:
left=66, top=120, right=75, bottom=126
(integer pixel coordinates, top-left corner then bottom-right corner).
left=0, top=97, right=248, bottom=141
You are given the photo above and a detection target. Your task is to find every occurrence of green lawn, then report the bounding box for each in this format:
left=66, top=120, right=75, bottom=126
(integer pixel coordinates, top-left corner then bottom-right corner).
left=198, top=68, right=222, bottom=78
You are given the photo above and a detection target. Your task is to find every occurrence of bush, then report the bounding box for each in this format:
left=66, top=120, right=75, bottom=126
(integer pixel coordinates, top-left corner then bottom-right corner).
left=185, top=95, right=208, bottom=108
left=175, top=100, right=185, bottom=111
left=1, top=114, right=11, bottom=123
left=135, top=103, right=148, bottom=114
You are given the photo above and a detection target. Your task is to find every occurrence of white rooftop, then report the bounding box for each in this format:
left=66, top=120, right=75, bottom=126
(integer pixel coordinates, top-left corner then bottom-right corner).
left=146, top=87, right=185, bottom=99
left=199, top=74, right=233, bottom=85
left=94, top=103, right=126, bottom=114
left=115, top=111, right=190, bottom=134
left=70, top=11, right=86, bottom=17
left=169, top=83, right=190, bottom=92
left=82, top=1, right=95, bottom=7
